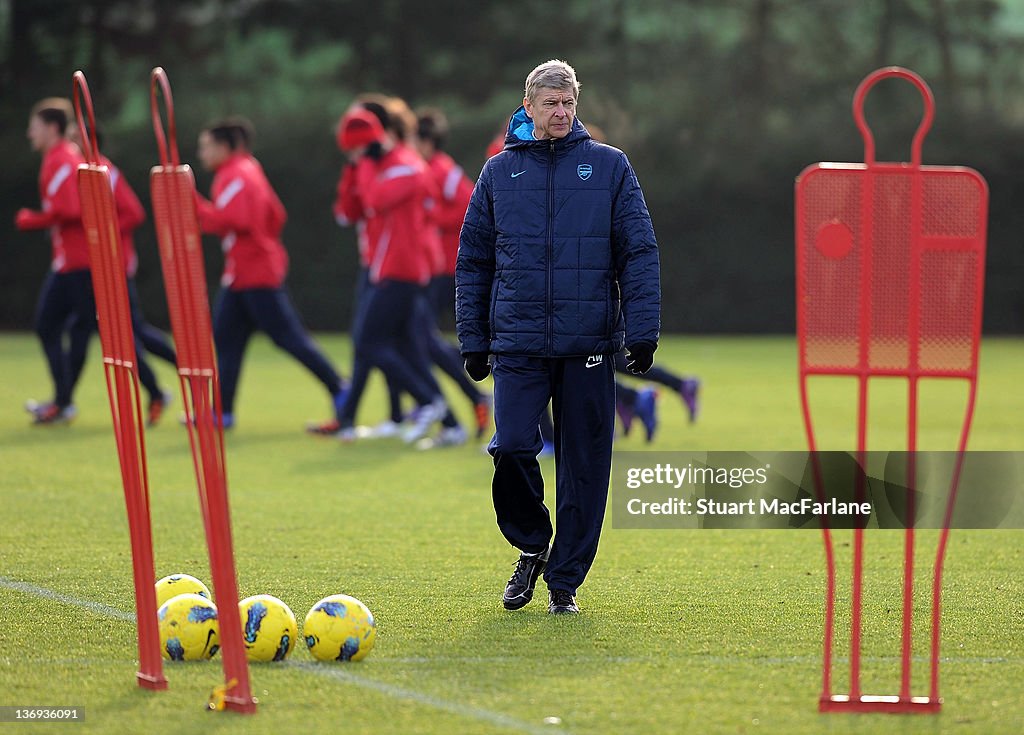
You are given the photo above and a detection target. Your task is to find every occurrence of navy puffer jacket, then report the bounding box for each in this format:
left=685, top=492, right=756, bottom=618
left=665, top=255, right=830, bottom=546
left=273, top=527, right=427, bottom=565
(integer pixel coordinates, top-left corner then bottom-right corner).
left=456, top=107, right=660, bottom=357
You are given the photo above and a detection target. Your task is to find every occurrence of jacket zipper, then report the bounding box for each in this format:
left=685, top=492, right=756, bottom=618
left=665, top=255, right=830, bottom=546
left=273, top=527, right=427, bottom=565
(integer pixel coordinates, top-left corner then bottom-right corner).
left=546, top=140, right=555, bottom=356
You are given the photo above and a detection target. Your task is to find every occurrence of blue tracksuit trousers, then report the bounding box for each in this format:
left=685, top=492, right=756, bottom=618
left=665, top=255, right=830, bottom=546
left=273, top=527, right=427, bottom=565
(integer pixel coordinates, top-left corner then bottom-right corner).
left=338, top=279, right=443, bottom=426
left=127, top=278, right=177, bottom=402
left=213, top=287, right=343, bottom=415
left=487, top=353, right=615, bottom=595
left=34, top=269, right=96, bottom=408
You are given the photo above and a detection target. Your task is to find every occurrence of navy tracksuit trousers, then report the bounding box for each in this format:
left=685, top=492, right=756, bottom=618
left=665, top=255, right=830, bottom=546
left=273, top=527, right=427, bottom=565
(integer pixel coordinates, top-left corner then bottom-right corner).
left=36, top=271, right=179, bottom=409
left=385, top=289, right=482, bottom=417
left=127, top=278, right=177, bottom=402
left=339, top=278, right=443, bottom=426
left=213, top=287, right=343, bottom=415
left=487, top=353, right=616, bottom=595
left=428, top=273, right=455, bottom=332
left=34, top=270, right=96, bottom=408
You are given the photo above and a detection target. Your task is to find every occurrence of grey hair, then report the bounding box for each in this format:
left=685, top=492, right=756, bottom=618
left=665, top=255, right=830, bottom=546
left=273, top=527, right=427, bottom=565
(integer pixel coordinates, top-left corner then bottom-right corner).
left=524, top=59, right=581, bottom=102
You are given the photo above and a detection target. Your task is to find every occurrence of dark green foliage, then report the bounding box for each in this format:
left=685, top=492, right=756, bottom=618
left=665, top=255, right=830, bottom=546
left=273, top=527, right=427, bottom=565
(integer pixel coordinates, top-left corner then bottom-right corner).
left=2, top=0, right=1022, bottom=332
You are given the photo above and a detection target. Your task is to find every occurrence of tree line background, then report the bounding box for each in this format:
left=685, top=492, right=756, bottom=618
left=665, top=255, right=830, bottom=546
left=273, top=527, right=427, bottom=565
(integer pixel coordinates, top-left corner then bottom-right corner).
left=2, top=0, right=1022, bottom=333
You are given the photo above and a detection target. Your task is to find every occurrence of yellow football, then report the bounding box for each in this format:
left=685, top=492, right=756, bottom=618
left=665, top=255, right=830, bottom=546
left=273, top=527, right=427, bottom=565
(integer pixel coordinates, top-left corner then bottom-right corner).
left=158, top=593, right=219, bottom=661
left=303, top=594, right=377, bottom=662
left=155, top=574, right=211, bottom=608
left=239, top=594, right=298, bottom=662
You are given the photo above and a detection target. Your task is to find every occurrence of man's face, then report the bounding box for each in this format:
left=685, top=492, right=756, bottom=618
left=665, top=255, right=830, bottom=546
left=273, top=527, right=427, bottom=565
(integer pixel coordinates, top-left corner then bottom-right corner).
left=523, top=88, right=576, bottom=140
left=27, top=115, right=57, bottom=152
left=197, top=131, right=230, bottom=171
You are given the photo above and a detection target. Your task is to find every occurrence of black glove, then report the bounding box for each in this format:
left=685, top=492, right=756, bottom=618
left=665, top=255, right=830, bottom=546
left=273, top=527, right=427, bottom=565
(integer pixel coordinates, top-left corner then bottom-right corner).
left=464, top=352, right=491, bottom=381
left=625, top=342, right=656, bottom=375
left=365, top=141, right=384, bottom=160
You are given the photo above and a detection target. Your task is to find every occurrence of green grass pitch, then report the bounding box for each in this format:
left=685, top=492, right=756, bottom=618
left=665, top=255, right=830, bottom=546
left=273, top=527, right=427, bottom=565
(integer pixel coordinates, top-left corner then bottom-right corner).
left=0, top=333, right=1021, bottom=734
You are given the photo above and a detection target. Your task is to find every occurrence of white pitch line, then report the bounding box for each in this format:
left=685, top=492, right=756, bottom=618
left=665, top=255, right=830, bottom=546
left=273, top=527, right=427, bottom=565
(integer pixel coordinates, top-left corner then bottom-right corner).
left=0, top=576, right=570, bottom=735
left=0, top=576, right=136, bottom=621
left=3, top=578, right=1019, bottom=671
left=287, top=661, right=569, bottom=735
left=3, top=576, right=1019, bottom=732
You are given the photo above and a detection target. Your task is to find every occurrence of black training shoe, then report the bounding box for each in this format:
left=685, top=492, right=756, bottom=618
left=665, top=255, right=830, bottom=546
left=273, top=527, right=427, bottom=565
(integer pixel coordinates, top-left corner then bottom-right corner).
left=502, top=547, right=550, bottom=610
left=548, top=589, right=579, bottom=615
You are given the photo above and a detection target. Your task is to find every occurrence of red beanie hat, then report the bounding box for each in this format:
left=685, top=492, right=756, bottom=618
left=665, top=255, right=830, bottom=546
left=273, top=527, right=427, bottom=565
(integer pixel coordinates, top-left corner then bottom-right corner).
left=337, top=109, right=385, bottom=152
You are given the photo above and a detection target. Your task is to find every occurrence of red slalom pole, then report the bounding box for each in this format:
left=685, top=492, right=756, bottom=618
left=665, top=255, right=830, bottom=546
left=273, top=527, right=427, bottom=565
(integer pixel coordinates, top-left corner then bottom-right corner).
left=72, top=70, right=167, bottom=692
left=148, top=67, right=256, bottom=714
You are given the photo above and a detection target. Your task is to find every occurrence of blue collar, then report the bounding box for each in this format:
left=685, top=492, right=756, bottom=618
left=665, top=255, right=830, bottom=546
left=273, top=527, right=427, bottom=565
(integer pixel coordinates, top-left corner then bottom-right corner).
left=503, top=106, right=591, bottom=150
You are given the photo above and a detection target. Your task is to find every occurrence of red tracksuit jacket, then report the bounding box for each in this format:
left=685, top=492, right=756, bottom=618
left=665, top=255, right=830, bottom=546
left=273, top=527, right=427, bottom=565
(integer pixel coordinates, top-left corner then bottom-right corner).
left=426, top=151, right=474, bottom=277
left=336, top=144, right=436, bottom=286
left=196, top=153, right=289, bottom=290
left=16, top=140, right=89, bottom=273
left=98, top=155, right=147, bottom=277
left=334, top=162, right=370, bottom=268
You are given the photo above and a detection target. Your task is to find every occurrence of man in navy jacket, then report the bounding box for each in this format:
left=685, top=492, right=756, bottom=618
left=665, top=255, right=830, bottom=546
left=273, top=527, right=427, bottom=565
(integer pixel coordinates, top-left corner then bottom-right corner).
left=457, top=59, right=661, bottom=614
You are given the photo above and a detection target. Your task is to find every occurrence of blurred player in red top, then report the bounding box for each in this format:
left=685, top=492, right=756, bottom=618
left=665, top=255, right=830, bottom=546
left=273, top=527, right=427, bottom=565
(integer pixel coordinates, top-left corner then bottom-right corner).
left=330, top=98, right=466, bottom=445
left=195, top=117, right=348, bottom=430
left=15, top=98, right=92, bottom=424
left=331, top=95, right=435, bottom=438
left=414, top=107, right=492, bottom=438
left=67, top=122, right=179, bottom=426
left=332, top=107, right=455, bottom=443
left=415, top=108, right=475, bottom=324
